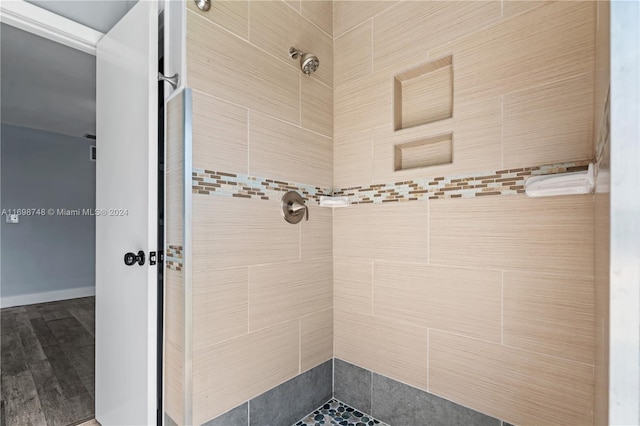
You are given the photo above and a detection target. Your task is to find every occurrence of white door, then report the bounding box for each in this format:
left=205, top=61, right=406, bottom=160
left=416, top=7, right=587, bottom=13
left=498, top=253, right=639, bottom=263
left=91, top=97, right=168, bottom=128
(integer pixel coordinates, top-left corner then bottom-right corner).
left=95, top=1, right=158, bottom=424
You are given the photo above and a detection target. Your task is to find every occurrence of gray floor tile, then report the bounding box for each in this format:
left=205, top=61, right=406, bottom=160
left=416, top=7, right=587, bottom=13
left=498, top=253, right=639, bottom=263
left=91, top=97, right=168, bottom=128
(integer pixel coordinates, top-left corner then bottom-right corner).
left=249, top=360, right=332, bottom=426
left=202, top=402, right=248, bottom=426
left=372, top=373, right=501, bottom=426
left=334, top=358, right=372, bottom=414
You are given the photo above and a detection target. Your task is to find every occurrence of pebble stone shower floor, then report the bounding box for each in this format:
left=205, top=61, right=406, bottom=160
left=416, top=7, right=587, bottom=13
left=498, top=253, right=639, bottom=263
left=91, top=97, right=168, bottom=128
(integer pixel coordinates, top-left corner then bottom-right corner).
left=294, top=399, right=388, bottom=426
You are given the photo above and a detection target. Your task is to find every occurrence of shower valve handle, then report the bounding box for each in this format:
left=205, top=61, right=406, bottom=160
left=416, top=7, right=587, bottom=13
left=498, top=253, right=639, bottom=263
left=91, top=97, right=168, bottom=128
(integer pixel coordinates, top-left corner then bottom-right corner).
left=289, top=201, right=309, bottom=221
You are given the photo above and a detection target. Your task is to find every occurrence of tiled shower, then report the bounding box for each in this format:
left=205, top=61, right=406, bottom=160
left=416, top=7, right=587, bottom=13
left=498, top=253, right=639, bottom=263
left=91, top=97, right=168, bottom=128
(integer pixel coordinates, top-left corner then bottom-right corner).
left=165, top=1, right=610, bottom=425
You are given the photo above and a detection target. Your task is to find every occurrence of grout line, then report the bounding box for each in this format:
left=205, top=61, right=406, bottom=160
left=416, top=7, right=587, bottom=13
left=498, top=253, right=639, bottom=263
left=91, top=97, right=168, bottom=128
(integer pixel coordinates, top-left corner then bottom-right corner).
left=370, top=367, right=374, bottom=415
left=426, top=328, right=430, bottom=392
left=427, top=199, right=430, bottom=265
left=371, top=260, right=375, bottom=316
left=246, top=110, right=251, bottom=175
left=501, top=270, right=504, bottom=345
left=500, top=95, right=504, bottom=169
left=298, top=319, right=302, bottom=373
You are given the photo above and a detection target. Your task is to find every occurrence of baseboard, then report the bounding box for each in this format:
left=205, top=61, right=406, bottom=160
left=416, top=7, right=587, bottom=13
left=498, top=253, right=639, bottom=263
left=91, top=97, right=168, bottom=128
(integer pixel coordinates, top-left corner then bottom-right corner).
left=0, top=286, right=95, bottom=308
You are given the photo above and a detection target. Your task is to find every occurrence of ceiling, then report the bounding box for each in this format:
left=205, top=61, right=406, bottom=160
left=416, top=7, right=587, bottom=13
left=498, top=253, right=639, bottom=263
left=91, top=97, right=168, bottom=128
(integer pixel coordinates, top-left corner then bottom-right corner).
left=25, top=0, right=137, bottom=33
left=1, top=1, right=136, bottom=138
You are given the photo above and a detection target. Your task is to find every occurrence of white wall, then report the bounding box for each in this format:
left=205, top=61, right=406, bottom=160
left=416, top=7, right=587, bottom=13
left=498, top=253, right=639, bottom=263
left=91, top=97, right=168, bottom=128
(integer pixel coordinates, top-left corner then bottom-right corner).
left=0, top=123, right=96, bottom=307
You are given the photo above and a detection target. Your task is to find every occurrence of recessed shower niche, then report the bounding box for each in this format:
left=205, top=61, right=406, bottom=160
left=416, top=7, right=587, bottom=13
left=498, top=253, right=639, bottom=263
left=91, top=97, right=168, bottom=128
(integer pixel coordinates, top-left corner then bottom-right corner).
left=393, top=56, right=453, bottom=131
left=394, top=133, right=453, bottom=171
left=392, top=56, right=454, bottom=171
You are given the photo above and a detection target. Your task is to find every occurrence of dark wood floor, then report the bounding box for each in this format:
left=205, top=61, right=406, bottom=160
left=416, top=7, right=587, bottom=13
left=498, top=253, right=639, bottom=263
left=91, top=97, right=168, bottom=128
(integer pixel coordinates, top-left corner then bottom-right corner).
left=1, top=297, right=95, bottom=426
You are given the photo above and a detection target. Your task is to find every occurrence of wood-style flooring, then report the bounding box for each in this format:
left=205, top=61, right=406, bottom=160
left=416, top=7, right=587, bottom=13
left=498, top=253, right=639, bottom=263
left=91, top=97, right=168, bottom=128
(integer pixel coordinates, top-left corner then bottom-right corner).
left=1, top=297, right=95, bottom=426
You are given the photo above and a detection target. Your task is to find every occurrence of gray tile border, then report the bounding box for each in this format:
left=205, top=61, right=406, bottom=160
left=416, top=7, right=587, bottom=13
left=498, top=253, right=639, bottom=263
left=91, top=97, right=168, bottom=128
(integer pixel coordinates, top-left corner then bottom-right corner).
left=371, top=373, right=500, bottom=426
left=333, top=358, right=372, bottom=414
left=202, top=402, right=248, bottom=426
left=164, top=412, right=178, bottom=426
left=248, top=360, right=332, bottom=426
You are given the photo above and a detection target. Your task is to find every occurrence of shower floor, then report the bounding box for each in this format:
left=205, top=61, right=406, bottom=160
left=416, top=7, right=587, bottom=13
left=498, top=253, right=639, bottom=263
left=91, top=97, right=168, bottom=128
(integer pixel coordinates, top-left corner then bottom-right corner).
left=294, top=399, right=388, bottom=426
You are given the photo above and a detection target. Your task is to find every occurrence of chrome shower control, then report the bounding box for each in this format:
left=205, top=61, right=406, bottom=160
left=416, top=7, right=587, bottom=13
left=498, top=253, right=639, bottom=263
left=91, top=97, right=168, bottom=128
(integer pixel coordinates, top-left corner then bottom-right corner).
left=281, top=191, right=309, bottom=224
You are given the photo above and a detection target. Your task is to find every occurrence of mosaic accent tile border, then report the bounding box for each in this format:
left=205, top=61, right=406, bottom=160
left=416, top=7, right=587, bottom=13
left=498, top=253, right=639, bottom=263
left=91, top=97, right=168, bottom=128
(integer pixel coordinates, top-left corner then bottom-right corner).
left=333, top=160, right=591, bottom=204
left=294, top=399, right=387, bottom=426
left=191, top=160, right=592, bottom=206
left=192, top=169, right=331, bottom=204
left=166, top=244, right=183, bottom=271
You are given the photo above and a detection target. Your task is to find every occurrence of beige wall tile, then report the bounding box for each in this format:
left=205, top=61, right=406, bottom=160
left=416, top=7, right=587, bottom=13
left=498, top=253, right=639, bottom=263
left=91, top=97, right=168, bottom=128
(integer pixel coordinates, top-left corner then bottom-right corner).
left=429, top=195, right=594, bottom=276
left=373, top=1, right=501, bottom=73
left=186, top=0, right=248, bottom=39
left=166, top=95, right=183, bottom=246
left=374, top=262, right=502, bottom=342
left=334, top=257, right=373, bottom=315
left=249, top=111, right=332, bottom=188
left=301, top=1, right=333, bottom=36
left=301, top=77, right=333, bottom=138
left=594, top=0, right=610, bottom=150
left=334, top=66, right=392, bottom=139
left=248, top=258, right=332, bottom=331
left=372, top=96, right=502, bottom=183
left=430, top=1, right=595, bottom=101
left=193, top=321, right=299, bottom=424
left=165, top=269, right=184, bottom=350
left=192, top=90, right=248, bottom=174
left=333, top=1, right=395, bottom=38
left=164, top=268, right=184, bottom=425
left=187, top=11, right=300, bottom=124
left=335, top=309, right=428, bottom=391
left=249, top=1, right=333, bottom=88
left=301, top=308, right=333, bottom=372
left=301, top=204, right=332, bottom=260
left=429, top=331, right=594, bottom=425
left=193, top=266, right=248, bottom=350
left=594, top=192, right=610, bottom=424
left=502, top=0, right=553, bottom=19
left=503, top=74, right=594, bottom=168
left=193, top=196, right=300, bottom=269
left=504, top=271, right=594, bottom=364
left=334, top=20, right=372, bottom=86
left=334, top=202, right=428, bottom=262
left=334, top=132, right=373, bottom=189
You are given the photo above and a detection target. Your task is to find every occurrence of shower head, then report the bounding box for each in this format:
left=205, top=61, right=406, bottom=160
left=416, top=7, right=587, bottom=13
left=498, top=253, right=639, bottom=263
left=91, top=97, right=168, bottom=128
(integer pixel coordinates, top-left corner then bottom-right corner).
left=289, top=47, right=319, bottom=75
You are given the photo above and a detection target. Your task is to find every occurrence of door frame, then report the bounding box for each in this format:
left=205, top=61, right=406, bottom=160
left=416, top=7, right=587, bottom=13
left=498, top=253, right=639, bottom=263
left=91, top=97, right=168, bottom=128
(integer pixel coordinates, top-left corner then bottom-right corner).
left=0, top=0, right=103, bottom=54
left=1, top=1, right=168, bottom=423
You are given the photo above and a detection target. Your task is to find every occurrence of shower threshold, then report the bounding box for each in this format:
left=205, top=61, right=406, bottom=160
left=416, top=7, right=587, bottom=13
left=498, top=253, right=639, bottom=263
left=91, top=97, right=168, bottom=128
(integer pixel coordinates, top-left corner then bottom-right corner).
left=294, top=399, right=388, bottom=426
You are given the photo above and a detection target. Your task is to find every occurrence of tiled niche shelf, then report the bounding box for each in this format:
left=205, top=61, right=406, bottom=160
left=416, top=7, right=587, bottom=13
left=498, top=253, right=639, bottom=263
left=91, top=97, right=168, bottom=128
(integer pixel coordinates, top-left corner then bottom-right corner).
left=394, top=132, right=453, bottom=171
left=393, top=55, right=453, bottom=131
